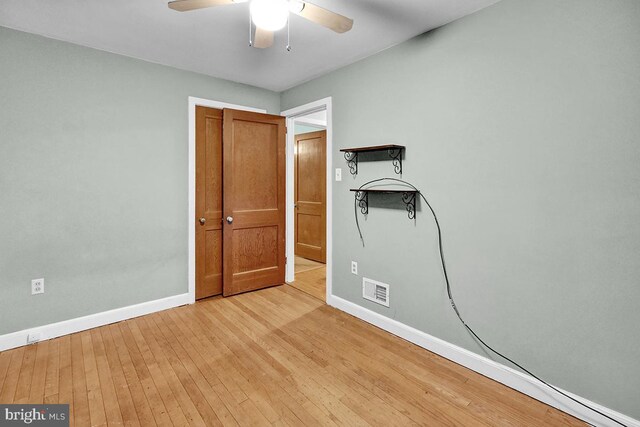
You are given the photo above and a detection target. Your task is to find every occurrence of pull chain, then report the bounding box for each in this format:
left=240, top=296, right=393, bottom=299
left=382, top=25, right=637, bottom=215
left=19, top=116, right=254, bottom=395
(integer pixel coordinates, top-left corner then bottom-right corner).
left=248, top=8, right=253, bottom=47
left=286, top=15, right=291, bottom=51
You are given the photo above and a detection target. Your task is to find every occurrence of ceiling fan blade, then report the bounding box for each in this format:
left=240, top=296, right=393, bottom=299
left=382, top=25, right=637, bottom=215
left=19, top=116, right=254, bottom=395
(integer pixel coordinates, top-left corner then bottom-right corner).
left=291, top=1, right=353, bottom=33
left=253, top=27, right=274, bottom=49
left=168, top=0, right=233, bottom=12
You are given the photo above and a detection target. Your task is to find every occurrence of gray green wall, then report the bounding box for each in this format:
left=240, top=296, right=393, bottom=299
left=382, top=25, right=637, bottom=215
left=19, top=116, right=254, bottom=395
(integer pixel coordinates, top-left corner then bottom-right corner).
left=282, top=0, right=640, bottom=418
left=0, top=27, right=280, bottom=335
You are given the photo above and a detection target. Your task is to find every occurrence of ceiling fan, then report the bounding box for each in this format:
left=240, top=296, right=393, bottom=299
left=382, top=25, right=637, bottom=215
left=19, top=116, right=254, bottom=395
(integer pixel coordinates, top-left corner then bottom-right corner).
left=167, top=0, right=353, bottom=49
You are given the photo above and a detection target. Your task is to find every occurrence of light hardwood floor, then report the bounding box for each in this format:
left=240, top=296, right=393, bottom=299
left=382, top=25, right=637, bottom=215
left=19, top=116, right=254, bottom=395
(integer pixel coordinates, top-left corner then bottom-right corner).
left=293, top=256, right=325, bottom=274
left=290, top=256, right=326, bottom=302
left=0, top=285, right=584, bottom=426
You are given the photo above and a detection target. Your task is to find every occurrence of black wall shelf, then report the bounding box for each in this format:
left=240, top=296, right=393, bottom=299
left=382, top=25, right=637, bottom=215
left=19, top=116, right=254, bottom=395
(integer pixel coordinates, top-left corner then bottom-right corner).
left=340, top=144, right=405, bottom=175
left=350, top=189, right=418, bottom=220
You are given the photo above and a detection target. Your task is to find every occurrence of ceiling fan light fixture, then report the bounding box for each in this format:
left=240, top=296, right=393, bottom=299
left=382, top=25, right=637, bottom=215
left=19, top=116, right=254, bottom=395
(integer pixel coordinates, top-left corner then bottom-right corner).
left=250, top=0, right=289, bottom=31
left=288, top=0, right=304, bottom=14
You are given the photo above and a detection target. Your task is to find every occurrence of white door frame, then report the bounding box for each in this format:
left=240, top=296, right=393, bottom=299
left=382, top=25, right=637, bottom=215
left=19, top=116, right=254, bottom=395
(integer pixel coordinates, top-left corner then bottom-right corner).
left=187, top=96, right=266, bottom=303
left=295, top=117, right=327, bottom=129
left=281, top=97, right=333, bottom=302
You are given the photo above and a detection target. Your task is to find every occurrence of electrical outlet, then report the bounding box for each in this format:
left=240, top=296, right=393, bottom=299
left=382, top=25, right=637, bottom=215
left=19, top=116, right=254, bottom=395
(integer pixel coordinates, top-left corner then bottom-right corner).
left=27, top=332, right=41, bottom=344
left=335, top=168, right=342, bottom=181
left=31, top=278, right=44, bottom=295
left=351, top=261, right=358, bottom=275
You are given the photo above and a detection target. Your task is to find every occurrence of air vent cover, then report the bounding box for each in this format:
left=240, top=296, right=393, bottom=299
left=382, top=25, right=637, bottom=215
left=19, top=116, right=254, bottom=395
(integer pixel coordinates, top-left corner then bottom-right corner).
left=362, top=277, right=390, bottom=307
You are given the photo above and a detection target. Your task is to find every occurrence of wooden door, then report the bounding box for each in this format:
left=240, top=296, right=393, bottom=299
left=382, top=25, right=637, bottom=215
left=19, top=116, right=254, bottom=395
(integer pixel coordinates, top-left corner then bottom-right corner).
left=195, top=106, right=223, bottom=299
left=294, top=130, right=327, bottom=263
left=222, top=109, right=286, bottom=296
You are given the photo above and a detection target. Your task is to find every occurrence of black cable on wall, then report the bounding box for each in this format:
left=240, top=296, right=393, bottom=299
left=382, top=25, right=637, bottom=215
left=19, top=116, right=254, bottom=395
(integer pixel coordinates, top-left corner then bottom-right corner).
left=352, top=177, right=627, bottom=427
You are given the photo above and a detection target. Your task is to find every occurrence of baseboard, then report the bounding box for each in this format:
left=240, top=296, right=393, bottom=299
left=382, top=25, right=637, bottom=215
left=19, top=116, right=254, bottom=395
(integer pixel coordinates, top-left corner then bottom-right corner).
left=0, top=293, right=193, bottom=352
left=326, top=294, right=638, bottom=427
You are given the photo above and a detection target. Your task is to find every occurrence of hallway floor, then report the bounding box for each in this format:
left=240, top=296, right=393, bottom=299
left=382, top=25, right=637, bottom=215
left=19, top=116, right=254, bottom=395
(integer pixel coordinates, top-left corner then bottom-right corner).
left=290, top=256, right=326, bottom=302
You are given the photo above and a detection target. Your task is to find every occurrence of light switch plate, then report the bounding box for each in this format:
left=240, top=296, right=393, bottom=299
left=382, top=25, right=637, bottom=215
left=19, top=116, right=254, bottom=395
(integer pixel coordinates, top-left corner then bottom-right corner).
left=335, top=168, right=342, bottom=181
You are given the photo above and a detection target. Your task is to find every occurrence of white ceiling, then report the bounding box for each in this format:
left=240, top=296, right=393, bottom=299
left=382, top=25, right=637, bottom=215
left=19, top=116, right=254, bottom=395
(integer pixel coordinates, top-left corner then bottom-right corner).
left=0, top=0, right=499, bottom=92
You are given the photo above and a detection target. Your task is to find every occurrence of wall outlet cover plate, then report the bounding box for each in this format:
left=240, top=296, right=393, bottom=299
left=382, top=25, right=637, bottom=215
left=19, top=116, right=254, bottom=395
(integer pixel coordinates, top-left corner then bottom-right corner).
left=31, top=278, right=45, bottom=295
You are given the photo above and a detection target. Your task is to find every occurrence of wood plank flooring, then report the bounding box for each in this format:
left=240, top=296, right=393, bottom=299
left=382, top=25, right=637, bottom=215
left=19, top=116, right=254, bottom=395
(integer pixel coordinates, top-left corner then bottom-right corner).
left=290, top=267, right=326, bottom=302
left=0, top=285, right=585, bottom=426
left=290, top=256, right=326, bottom=302
left=294, top=256, right=325, bottom=274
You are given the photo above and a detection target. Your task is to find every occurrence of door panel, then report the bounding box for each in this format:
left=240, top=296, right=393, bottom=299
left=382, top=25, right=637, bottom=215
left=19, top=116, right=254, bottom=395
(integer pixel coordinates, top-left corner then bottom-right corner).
left=294, top=130, right=326, bottom=263
left=195, top=106, right=223, bottom=299
left=223, top=109, right=286, bottom=296
left=231, top=121, right=279, bottom=210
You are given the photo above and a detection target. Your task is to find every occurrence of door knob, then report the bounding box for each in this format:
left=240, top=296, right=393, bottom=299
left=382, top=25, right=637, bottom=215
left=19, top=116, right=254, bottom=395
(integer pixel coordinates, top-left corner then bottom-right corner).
left=199, top=217, right=206, bottom=225
left=226, top=216, right=234, bottom=224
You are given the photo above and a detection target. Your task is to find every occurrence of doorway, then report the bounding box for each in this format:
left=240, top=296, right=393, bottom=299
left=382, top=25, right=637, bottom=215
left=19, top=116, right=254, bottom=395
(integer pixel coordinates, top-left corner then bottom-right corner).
left=189, top=97, right=287, bottom=301
left=294, top=129, right=326, bottom=263
left=282, top=99, right=333, bottom=303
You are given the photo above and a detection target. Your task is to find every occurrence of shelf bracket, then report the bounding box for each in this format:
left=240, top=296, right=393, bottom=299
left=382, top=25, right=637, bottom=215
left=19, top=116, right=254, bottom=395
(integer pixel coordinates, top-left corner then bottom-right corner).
left=355, top=190, right=368, bottom=215
left=387, top=148, right=402, bottom=174
left=402, top=191, right=416, bottom=220
left=344, top=151, right=358, bottom=175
